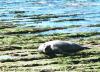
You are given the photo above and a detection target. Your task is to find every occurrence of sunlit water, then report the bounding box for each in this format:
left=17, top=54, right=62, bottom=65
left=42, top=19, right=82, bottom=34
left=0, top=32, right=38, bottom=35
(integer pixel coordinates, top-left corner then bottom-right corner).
left=0, top=55, right=16, bottom=61
left=0, top=0, right=100, bottom=34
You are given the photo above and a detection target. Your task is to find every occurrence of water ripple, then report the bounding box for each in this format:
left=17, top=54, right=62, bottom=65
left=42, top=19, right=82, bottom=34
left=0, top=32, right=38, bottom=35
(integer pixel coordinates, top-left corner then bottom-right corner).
left=0, top=0, right=100, bottom=34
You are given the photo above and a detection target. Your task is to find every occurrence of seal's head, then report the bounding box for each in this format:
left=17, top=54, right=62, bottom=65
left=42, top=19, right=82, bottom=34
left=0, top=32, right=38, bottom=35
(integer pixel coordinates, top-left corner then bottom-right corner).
left=38, top=44, right=53, bottom=54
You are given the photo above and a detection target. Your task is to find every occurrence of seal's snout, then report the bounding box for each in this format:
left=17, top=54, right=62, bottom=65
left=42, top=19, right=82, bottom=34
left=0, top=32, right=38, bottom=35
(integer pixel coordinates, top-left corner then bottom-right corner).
left=38, top=44, right=45, bottom=53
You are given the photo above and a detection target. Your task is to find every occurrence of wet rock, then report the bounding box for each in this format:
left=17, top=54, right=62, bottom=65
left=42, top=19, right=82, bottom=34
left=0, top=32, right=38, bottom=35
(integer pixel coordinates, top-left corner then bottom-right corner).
left=40, top=69, right=54, bottom=72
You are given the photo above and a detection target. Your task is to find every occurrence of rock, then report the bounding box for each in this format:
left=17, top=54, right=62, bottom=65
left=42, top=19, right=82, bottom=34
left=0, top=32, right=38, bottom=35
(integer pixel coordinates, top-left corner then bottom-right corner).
left=40, top=69, right=54, bottom=72
left=38, top=40, right=88, bottom=55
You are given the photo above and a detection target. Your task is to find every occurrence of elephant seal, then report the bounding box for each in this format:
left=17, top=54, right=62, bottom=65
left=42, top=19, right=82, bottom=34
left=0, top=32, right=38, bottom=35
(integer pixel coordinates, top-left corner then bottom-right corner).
left=38, top=40, right=88, bottom=55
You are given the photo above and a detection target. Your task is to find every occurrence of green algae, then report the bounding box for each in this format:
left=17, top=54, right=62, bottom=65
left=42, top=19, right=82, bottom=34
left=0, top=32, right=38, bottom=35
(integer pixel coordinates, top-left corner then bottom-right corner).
left=0, top=25, right=100, bottom=72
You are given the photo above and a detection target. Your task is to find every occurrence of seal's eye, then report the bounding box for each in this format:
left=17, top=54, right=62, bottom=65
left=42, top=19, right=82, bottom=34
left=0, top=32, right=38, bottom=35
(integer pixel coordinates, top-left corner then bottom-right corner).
left=46, top=45, right=51, bottom=49
left=45, top=45, right=52, bottom=54
left=45, top=45, right=56, bottom=56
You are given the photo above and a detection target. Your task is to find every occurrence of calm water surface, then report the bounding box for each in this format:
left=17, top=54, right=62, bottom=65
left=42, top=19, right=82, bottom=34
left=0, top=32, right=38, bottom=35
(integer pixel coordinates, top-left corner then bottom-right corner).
left=0, top=0, right=100, bottom=34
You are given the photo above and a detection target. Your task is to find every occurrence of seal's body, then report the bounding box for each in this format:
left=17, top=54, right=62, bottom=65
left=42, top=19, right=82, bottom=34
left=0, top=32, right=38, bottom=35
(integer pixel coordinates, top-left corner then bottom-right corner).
left=38, top=40, right=86, bottom=54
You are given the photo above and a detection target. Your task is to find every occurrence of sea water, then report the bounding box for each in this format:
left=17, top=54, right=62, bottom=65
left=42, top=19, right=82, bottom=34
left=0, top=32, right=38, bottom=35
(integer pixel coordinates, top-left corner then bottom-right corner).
left=0, top=0, right=100, bottom=34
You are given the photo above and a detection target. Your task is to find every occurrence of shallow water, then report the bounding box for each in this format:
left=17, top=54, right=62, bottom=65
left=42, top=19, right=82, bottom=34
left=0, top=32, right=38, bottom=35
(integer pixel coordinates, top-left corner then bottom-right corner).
left=0, top=55, right=16, bottom=61
left=0, top=0, right=100, bottom=34
left=37, top=27, right=100, bottom=35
